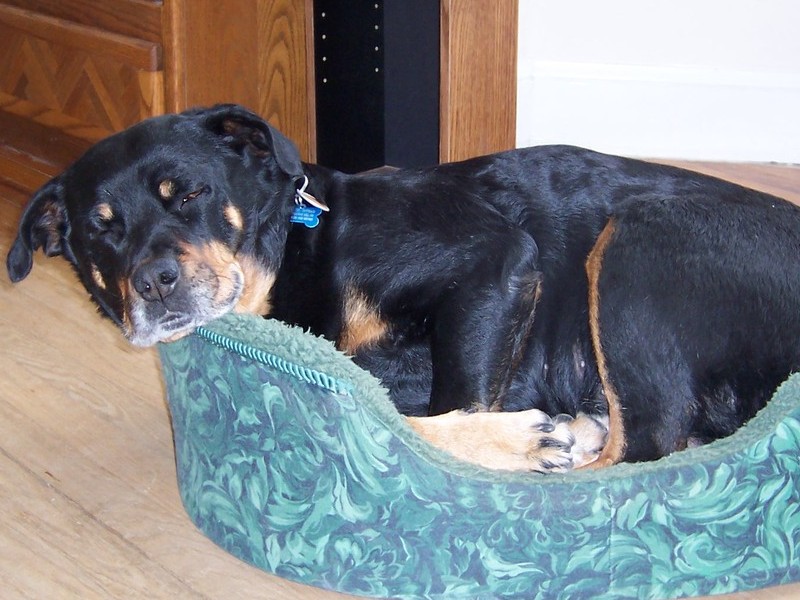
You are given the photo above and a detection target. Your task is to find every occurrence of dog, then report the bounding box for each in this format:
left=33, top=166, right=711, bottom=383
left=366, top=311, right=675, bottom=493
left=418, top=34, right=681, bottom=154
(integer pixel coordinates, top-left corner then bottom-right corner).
left=8, top=104, right=800, bottom=472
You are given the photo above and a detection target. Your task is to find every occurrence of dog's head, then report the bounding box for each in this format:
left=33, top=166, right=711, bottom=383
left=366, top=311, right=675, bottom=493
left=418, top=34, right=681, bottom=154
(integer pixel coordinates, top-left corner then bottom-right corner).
left=7, top=104, right=304, bottom=346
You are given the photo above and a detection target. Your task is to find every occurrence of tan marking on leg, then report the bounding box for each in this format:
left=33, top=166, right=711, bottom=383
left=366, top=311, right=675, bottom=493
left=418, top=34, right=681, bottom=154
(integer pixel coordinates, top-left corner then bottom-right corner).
left=339, top=288, right=389, bottom=354
left=90, top=264, right=106, bottom=290
left=586, top=219, right=626, bottom=467
left=407, top=408, right=577, bottom=472
left=234, top=254, right=275, bottom=316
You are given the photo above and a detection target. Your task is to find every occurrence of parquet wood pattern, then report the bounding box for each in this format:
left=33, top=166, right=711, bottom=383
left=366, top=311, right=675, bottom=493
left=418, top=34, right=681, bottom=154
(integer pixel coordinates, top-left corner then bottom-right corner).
left=0, top=6, right=163, bottom=136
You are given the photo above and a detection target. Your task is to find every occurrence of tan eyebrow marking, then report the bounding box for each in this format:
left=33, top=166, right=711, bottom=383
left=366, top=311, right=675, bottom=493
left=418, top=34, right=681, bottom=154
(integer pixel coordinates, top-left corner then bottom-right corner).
left=224, top=203, right=244, bottom=231
left=158, top=179, right=177, bottom=200
left=96, top=203, right=114, bottom=221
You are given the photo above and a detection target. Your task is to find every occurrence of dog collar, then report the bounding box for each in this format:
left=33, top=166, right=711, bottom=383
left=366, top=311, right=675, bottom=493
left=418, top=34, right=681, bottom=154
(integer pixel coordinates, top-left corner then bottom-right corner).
left=294, top=175, right=329, bottom=212
left=291, top=175, right=328, bottom=229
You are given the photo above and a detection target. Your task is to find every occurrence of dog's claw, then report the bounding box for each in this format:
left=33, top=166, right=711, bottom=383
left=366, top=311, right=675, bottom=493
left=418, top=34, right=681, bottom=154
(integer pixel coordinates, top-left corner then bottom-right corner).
left=553, top=413, right=575, bottom=425
left=527, top=411, right=609, bottom=473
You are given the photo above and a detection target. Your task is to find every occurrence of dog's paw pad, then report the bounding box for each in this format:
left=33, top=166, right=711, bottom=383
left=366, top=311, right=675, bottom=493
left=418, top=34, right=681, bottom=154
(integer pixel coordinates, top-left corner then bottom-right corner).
left=524, top=412, right=610, bottom=472
left=525, top=414, right=578, bottom=473
left=566, top=413, right=609, bottom=468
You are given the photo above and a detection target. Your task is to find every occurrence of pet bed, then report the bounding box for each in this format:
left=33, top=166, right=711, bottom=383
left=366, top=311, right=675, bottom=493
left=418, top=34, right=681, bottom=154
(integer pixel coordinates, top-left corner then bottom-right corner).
left=158, top=313, right=800, bottom=599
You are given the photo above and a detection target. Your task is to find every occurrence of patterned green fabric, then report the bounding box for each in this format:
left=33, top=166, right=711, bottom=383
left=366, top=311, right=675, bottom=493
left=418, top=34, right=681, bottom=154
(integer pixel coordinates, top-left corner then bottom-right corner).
left=158, top=313, right=800, bottom=599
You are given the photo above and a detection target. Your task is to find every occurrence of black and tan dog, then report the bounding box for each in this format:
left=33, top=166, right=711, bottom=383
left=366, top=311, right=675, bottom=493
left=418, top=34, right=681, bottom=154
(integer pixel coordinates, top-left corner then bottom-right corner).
left=7, top=104, right=800, bottom=471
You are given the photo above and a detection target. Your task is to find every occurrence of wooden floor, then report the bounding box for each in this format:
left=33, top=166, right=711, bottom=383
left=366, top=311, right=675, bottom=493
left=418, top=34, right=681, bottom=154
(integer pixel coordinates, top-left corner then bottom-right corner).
left=1, top=161, right=800, bottom=600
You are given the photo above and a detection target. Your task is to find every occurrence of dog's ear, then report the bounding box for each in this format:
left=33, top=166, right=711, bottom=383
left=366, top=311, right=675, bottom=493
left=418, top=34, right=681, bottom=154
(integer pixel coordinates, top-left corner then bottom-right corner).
left=195, top=104, right=304, bottom=180
left=6, top=177, right=69, bottom=282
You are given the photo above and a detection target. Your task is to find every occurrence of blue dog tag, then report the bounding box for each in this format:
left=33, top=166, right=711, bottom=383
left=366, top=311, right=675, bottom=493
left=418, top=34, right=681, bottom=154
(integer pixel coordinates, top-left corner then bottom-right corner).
left=290, top=203, right=323, bottom=228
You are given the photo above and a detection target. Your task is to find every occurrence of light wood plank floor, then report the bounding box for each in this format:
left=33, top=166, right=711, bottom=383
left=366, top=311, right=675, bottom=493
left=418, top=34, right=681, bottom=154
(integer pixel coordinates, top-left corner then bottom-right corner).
left=1, top=161, right=799, bottom=600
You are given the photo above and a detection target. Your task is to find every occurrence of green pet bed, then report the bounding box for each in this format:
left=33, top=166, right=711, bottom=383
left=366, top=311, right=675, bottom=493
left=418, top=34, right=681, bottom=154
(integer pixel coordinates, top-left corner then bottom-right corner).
left=158, top=313, right=800, bottom=599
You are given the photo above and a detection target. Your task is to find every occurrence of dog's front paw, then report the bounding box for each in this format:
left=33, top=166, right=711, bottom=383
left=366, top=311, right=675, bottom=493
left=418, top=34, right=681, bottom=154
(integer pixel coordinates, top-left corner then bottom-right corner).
left=523, top=411, right=579, bottom=473
left=406, top=408, right=604, bottom=473
left=552, top=412, right=609, bottom=469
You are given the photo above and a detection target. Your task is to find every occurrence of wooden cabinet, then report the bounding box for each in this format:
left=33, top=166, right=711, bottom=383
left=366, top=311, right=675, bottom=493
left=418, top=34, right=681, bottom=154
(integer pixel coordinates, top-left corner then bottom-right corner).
left=0, top=0, right=516, bottom=194
left=0, top=0, right=315, bottom=193
left=440, top=0, right=517, bottom=163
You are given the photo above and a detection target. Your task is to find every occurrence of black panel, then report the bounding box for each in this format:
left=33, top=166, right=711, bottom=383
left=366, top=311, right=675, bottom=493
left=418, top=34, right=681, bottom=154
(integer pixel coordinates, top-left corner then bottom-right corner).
left=314, top=1, right=439, bottom=173
left=383, top=0, right=439, bottom=169
left=314, top=2, right=385, bottom=173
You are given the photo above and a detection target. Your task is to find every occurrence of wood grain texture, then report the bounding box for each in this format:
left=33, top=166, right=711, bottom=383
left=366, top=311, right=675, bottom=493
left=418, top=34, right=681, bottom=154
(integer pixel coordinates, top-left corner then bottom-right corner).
left=0, top=143, right=61, bottom=194
left=0, top=0, right=315, bottom=194
left=440, top=0, right=518, bottom=163
left=0, top=106, right=92, bottom=192
left=0, top=34, right=162, bottom=133
left=2, top=162, right=800, bottom=599
left=0, top=3, right=161, bottom=70
left=0, top=1, right=165, bottom=191
left=257, top=0, right=316, bottom=162
left=165, top=0, right=315, bottom=161
left=170, top=0, right=261, bottom=111
left=0, top=0, right=162, bottom=41
left=0, top=7, right=164, bottom=130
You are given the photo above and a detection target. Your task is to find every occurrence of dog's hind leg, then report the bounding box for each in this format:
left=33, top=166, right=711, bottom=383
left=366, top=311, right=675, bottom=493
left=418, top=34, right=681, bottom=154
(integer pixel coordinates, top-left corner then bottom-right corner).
left=588, top=219, right=698, bottom=463
left=587, top=212, right=729, bottom=463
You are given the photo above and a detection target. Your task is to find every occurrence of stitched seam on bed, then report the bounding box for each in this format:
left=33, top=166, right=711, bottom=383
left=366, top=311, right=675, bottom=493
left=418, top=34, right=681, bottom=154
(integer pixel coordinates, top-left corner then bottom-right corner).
left=194, top=325, right=354, bottom=397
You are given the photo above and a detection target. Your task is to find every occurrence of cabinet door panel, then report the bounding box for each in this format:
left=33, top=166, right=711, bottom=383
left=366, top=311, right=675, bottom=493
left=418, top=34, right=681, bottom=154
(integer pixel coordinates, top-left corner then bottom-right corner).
left=0, top=4, right=163, bottom=138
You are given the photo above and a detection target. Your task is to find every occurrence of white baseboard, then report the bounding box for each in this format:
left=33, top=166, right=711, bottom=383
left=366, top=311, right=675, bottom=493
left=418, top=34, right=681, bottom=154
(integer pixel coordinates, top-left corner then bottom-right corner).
left=517, top=61, right=800, bottom=163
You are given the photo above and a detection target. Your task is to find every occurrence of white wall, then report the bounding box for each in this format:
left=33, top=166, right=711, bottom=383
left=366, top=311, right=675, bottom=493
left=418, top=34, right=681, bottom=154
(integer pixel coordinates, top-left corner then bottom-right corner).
left=516, top=0, right=800, bottom=162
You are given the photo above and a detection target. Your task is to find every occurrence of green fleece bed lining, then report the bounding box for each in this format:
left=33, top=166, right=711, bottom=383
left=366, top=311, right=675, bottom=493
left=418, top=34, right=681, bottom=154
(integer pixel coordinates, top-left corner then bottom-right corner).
left=159, top=313, right=800, bottom=599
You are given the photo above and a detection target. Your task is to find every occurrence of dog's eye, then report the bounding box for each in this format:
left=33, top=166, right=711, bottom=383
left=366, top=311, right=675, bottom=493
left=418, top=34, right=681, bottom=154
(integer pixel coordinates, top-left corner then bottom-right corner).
left=179, top=185, right=209, bottom=210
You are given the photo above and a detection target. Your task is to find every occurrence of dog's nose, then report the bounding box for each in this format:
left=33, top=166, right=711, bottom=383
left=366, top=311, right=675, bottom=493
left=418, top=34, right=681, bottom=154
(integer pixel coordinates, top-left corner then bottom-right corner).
left=132, top=258, right=180, bottom=302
